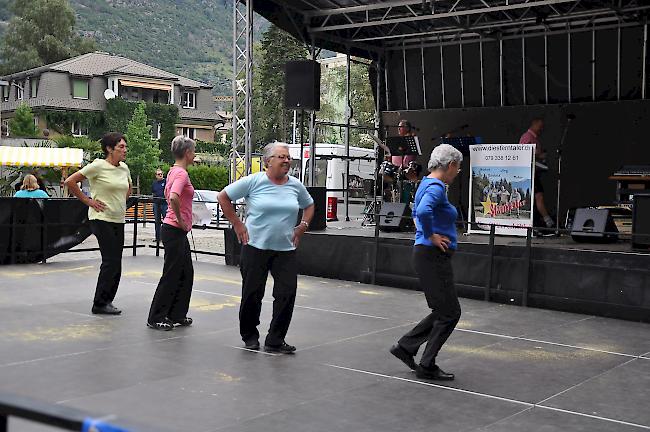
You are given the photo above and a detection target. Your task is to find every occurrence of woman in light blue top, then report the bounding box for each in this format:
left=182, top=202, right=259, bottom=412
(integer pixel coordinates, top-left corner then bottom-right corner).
left=218, top=142, right=314, bottom=354
left=14, top=174, right=49, bottom=198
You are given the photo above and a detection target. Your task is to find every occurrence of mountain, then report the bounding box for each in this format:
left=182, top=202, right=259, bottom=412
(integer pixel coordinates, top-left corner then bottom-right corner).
left=0, top=0, right=269, bottom=95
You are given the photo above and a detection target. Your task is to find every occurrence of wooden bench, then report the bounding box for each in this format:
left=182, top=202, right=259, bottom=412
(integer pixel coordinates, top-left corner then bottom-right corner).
left=125, top=202, right=155, bottom=221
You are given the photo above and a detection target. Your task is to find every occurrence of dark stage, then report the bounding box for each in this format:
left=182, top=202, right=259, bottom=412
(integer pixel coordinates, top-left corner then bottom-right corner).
left=1, top=256, right=649, bottom=431
left=257, top=221, right=650, bottom=323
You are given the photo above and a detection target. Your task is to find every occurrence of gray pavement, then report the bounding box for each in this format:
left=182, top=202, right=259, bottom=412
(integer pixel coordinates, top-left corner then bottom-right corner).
left=1, top=254, right=649, bottom=431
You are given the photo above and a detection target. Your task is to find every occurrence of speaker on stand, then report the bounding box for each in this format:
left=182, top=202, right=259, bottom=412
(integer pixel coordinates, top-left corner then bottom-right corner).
left=632, top=194, right=650, bottom=249
left=378, top=202, right=412, bottom=232
left=284, top=60, right=321, bottom=111
left=570, top=208, right=619, bottom=243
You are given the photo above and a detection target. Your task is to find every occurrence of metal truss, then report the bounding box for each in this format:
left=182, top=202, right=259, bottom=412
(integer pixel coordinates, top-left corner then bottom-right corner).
left=270, top=0, right=650, bottom=55
left=232, top=0, right=253, bottom=181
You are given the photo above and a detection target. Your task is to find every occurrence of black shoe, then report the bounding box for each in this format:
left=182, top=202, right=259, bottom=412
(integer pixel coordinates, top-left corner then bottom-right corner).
left=243, top=339, right=260, bottom=350
left=264, top=342, right=296, bottom=354
left=173, top=317, right=193, bottom=327
left=147, top=318, right=174, bottom=331
left=389, top=344, right=417, bottom=370
left=416, top=365, right=455, bottom=381
left=92, top=303, right=122, bottom=315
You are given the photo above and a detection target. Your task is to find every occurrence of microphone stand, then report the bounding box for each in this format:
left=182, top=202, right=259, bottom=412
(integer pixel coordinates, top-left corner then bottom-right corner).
left=555, top=116, right=573, bottom=236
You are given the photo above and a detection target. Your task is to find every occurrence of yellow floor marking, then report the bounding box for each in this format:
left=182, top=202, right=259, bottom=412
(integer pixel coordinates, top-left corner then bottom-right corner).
left=3, top=323, right=109, bottom=342
left=0, top=265, right=94, bottom=278
left=214, top=372, right=241, bottom=382
left=359, top=290, right=381, bottom=296
left=189, top=298, right=238, bottom=311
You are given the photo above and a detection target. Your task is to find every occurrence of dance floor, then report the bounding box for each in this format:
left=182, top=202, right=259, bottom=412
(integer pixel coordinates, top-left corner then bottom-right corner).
left=0, top=255, right=649, bottom=431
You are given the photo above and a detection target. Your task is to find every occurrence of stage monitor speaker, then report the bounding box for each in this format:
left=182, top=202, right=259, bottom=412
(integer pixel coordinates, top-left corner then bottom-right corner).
left=306, top=186, right=326, bottom=231
left=379, top=202, right=412, bottom=232
left=284, top=60, right=321, bottom=111
left=632, top=194, right=650, bottom=249
left=570, top=208, right=618, bottom=243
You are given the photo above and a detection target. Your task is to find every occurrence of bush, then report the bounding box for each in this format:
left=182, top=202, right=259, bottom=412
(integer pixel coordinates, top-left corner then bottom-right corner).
left=187, top=164, right=228, bottom=191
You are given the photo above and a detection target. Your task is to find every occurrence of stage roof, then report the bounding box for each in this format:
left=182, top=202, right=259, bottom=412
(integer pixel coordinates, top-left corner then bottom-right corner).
left=254, top=0, right=649, bottom=58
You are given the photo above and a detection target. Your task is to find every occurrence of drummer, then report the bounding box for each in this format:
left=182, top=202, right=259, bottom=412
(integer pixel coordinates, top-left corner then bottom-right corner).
left=391, top=120, right=417, bottom=170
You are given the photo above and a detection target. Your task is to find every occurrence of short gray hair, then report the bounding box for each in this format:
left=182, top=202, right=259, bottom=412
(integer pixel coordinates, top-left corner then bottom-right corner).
left=171, top=135, right=195, bottom=159
left=428, top=144, right=463, bottom=171
left=262, top=142, right=290, bottom=164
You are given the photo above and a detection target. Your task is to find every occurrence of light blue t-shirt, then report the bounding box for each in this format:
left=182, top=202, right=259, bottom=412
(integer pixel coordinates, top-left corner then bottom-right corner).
left=14, top=189, right=49, bottom=198
left=224, top=172, right=314, bottom=251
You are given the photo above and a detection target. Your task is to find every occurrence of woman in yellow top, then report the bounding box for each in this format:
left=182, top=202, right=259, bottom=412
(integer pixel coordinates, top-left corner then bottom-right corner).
left=65, top=132, right=132, bottom=315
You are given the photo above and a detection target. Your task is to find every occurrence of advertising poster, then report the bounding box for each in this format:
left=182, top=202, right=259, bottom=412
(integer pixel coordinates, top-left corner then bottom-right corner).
left=468, top=144, right=535, bottom=236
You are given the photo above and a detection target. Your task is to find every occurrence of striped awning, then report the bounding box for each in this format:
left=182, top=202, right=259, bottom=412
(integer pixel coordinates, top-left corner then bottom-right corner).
left=0, top=146, right=84, bottom=168
left=120, top=79, right=172, bottom=91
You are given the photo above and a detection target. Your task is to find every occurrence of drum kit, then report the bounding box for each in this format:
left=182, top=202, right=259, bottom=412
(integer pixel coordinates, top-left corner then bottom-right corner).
left=379, top=160, right=422, bottom=204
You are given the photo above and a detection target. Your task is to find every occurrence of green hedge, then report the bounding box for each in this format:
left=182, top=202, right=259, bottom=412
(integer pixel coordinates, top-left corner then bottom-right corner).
left=187, top=164, right=229, bottom=191
left=138, top=164, right=229, bottom=195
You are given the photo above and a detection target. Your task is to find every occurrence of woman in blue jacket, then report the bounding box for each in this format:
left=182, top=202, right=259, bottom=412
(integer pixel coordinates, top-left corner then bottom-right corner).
left=389, top=144, right=463, bottom=381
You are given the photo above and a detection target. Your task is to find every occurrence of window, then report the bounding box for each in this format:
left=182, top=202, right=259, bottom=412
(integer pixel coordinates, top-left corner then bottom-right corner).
left=71, top=121, right=89, bottom=137
left=30, top=78, right=38, bottom=98
left=150, top=122, right=161, bottom=140
left=181, top=91, right=196, bottom=109
left=182, top=127, right=196, bottom=140
left=16, top=81, right=24, bottom=100
left=72, top=79, right=89, bottom=99
left=1, top=120, right=9, bottom=136
left=33, top=116, right=39, bottom=128
left=2, top=84, right=10, bottom=101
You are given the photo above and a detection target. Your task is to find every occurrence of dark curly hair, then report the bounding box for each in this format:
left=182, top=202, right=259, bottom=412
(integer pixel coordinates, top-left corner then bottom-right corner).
left=100, top=132, right=127, bottom=156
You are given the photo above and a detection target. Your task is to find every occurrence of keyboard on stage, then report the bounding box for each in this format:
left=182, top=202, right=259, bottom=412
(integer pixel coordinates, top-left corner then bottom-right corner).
left=613, top=165, right=650, bottom=176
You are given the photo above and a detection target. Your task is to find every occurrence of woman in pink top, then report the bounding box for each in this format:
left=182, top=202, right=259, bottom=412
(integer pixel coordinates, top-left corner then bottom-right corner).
left=147, top=136, right=196, bottom=330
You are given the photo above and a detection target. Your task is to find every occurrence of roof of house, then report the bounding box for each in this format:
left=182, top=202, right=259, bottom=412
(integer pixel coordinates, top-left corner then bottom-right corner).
left=1, top=52, right=211, bottom=89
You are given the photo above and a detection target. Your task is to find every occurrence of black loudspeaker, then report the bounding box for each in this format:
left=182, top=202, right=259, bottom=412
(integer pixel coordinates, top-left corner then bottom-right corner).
left=284, top=60, right=321, bottom=111
left=379, top=202, right=412, bottom=232
left=570, top=208, right=618, bottom=243
left=306, top=186, right=326, bottom=231
left=632, top=194, right=650, bottom=249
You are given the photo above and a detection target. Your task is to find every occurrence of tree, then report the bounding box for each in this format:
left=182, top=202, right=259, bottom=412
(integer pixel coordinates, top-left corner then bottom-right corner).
left=0, top=0, right=95, bottom=74
left=125, top=102, right=161, bottom=193
left=9, top=103, right=38, bottom=137
left=253, top=25, right=308, bottom=146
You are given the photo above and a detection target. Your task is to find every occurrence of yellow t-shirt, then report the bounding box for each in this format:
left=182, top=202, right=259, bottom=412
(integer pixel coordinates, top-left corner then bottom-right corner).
left=79, top=159, right=132, bottom=223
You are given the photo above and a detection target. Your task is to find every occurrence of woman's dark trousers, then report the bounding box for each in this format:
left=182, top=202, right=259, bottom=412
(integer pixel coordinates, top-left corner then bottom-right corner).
left=148, top=224, right=194, bottom=323
left=90, top=220, right=124, bottom=307
left=239, top=245, right=297, bottom=347
left=398, top=245, right=461, bottom=368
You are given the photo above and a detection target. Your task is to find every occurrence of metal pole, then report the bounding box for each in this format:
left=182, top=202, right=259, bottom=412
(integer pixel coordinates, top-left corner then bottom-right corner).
left=345, top=50, right=351, bottom=222
left=567, top=29, right=572, bottom=103
left=485, top=225, right=496, bottom=301
left=440, top=45, right=446, bottom=108
left=617, top=23, right=621, bottom=101
left=231, top=0, right=238, bottom=179
left=522, top=34, right=527, bottom=105
left=499, top=38, right=504, bottom=106
left=299, top=109, right=304, bottom=182
left=245, top=0, right=253, bottom=174
left=132, top=199, right=138, bottom=256
left=292, top=110, right=297, bottom=145
left=478, top=36, right=485, bottom=106
left=384, top=56, right=390, bottom=110
left=592, top=26, right=596, bottom=101
left=544, top=32, right=549, bottom=104
left=402, top=44, right=409, bottom=109
left=308, top=40, right=317, bottom=187
left=421, top=42, right=427, bottom=109
left=523, top=227, right=532, bottom=307
left=641, top=21, right=648, bottom=99
left=460, top=43, right=465, bottom=107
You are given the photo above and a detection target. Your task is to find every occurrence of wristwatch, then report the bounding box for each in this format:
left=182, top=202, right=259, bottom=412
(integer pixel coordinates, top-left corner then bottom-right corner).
left=299, top=220, right=309, bottom=229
